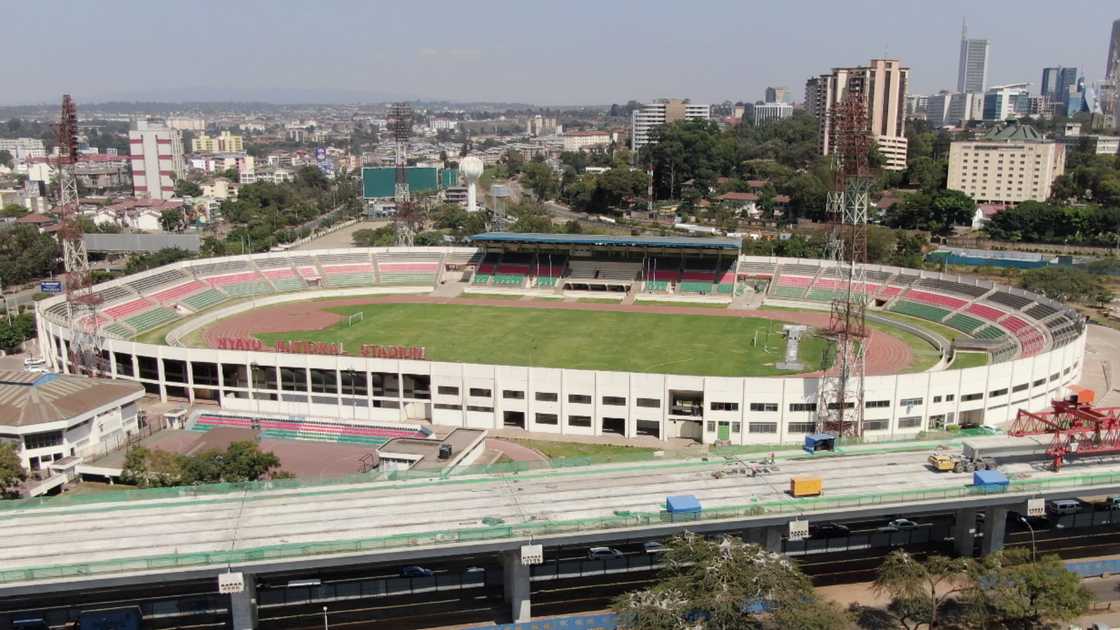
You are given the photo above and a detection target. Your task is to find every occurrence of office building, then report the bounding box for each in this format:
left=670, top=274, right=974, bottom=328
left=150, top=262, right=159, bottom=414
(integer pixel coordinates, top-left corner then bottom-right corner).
left=983, top=85, right=1031, bottom=121
left=958, top=22, right=990, bottom=93
left=562, top=130, right=612, bottom=152
left=812, top=59, right=910, bottom=171
left=1057, top=122, right=1120, bottom=155
left=926, top=92, right=983, bottom=128
left=0, top=138, right=46, bottom=161
left=750, top=102, right=794, bottom=125
left=1107, top=18, right=1120, bottom=80
left=804, top=77, right=826, bottom=117
left=191, top=131, right=244, bottom=153
left=128, top=119, right=185, bottom=201
left=630, top=99, right=710, bottom=151
left=947, top=124, right=1066, bottom=205
left=764, top=87, right=788, bottom=103
left=1040, top=67, right=1078, bottom=103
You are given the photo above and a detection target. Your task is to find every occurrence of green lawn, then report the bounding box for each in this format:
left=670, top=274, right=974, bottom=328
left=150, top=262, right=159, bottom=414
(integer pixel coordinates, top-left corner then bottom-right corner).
left=252, top=303, right=834, bottom=377
left=874, top=311, right=965, bottom=342
left=949, top=351, right=990, bottom=370
left=512, top=439, right=657, bottom=462
left=576, top=297, right=623, bottom=304
left=635, top=300, right=729, bottom=309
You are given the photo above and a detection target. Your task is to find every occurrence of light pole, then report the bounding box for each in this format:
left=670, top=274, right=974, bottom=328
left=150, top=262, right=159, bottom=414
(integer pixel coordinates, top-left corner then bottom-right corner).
left=1018, top=515, right=1037, bottom=561
left=322, top=605, right=329, bottom=630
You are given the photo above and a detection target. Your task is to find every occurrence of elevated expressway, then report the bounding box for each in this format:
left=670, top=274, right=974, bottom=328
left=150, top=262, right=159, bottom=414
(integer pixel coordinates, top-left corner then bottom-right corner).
left=4, top=441, right=1120, bottom=627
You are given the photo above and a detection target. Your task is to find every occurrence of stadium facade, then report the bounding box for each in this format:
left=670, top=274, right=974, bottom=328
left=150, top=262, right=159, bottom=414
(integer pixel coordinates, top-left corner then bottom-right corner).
left=36, top=245, right=1087, bottom=446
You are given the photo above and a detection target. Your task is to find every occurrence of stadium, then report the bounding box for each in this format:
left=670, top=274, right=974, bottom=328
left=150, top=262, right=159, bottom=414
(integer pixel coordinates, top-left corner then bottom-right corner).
left=35, top=233, right=1088, bottom=447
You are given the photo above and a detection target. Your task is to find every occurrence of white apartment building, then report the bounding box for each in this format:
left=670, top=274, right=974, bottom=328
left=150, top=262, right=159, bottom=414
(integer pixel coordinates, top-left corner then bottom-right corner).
left=562, top=131, right=612, bottom=152
left=751, top=102, right=793, bottom=125
left=630, top=99, right=710, bottom=151
left=129, top=120, right=185, bottom=200
left=948, top=125, right=1066, bottom=205
left=0, top=138, right=47, bottom=161
left=812, top=59, right=910, bottom=171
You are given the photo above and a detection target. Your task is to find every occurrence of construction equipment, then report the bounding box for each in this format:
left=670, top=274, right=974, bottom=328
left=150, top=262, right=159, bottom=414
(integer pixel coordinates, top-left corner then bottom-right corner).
left=790, top=477, right=823, bottom=497
left=1008, top=396, right=1120, bottom=471
left=928, top=452, right=996, bottom=473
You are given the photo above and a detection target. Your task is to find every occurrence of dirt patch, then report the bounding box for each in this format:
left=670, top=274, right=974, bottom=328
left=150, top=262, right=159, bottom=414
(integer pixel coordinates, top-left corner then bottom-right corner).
left=198, top=295, right=915, bottom=376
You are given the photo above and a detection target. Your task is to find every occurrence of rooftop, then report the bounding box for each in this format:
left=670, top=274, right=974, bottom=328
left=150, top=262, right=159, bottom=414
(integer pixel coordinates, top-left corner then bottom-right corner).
left=981, top=124, right=1046, bottom=142
left=0, top=371, right=145, bottom=428
left=469, top=232, right=742, bottom=251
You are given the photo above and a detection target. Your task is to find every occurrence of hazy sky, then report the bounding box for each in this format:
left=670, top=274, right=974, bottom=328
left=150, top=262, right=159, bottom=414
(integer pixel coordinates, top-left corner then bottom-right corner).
left=3, top=1, right=1117, bottom=105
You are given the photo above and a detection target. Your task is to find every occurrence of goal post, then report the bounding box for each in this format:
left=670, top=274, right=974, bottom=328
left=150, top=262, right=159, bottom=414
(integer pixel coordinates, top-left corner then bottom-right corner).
left=347, top=312, right=364, bottom=327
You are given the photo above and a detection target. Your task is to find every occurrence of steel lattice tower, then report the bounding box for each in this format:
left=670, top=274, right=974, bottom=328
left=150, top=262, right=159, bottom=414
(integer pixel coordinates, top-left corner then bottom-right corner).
left=387, top=103, right=415, bottom=246
left=57, top=95, right=104, bottom=375
left=817, top=94, right=871, bottom=438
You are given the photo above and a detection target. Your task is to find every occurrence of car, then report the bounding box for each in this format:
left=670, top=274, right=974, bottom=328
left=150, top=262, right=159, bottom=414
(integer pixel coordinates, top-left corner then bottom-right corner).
left=399, top=565, right=433, bottom=578
left=879, top=518, right=919, bottom=532
left=808, top=522, right=850, bottom=538
left=642, top=541, right=666, bottom=554
left=1047, top=500, right=1081, bottom=516
left=587, top=546, right=624, bottom=560
left=22, top=357, right=45, bottom=368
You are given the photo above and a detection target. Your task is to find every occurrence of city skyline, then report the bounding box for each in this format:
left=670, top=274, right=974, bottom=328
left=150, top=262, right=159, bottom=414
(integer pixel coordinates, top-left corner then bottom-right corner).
left=0, top=1, right=1116, bottom=106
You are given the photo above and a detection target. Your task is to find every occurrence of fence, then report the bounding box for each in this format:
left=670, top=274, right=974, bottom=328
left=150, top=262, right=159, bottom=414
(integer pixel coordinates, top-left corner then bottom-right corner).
left=6, top=469, right=1120, bottom=584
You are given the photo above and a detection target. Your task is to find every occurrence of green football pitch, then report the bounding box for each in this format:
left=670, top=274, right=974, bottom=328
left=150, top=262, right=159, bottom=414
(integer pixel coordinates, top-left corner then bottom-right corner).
left=252, top=303, right=833, bottom=377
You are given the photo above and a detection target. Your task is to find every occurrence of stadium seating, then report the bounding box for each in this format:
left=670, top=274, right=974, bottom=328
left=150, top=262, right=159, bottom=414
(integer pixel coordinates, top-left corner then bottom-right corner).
left=261, top=268, right=305, bottom=291
left=124, top=307, right=179, bottom=333
left=95, top=286, right=135, bottom=305
left=889, top=300, right=952, bottom=322
left=737, top=260, right=777, bottom=276
left=987, top=291, right=1033, bottom=310
left=966, top=303, right=1006, bottom=322
left=1025, top=302, right=1058, bottom=319
left=915, top=277, right=989, bottom=298
left=566, top=259, right=641, bottom=283
left=974, top=325, right=1007, bottom=340
left=644, top=280, right=670, bottom=293
left=375, top=252, right=442, bottom=285
left=104, top=298, right=153, bottom=320
left=944, top=313, right=985, bottom=334
left=320, top=263, right=375, bottom=288
left=127, top=268, right=188, bottom=294
left=191, top=414, right=427, bottom=446
left=181, top=289, right=227, bottom=311
left=150, top=280, right=207, bottom=304
left=678, top=281, right=715, bottom=294
left=473, top=273, right=492, bottom=285
left=103, top=323, right=133, bottom=338
left=902, top=289, right=968, bottom=310
left=770, top=274, right=812, bottom=299
left=192, top=259, right=251, bottom=277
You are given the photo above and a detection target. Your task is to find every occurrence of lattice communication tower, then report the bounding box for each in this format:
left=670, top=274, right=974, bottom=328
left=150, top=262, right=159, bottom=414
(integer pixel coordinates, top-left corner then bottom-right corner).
left=816, top=94, right=871, bottom=437
left=56, top=95, right=104, bottom=375
left=387, top=103, right=416, bottom=246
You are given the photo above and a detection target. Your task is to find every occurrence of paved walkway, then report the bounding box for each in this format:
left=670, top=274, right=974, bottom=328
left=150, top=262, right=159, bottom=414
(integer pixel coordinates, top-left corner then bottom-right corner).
left=1080, top=324, right=1120, bottom=407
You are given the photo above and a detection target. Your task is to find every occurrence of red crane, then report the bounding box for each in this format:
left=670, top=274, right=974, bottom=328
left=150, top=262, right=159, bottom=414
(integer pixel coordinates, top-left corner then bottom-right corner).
left=1008, top=398, right=1120, bottom=471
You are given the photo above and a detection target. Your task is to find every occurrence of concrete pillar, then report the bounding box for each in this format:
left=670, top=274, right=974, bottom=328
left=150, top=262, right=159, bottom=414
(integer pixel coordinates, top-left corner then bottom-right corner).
left=764, top=526, right=784, bottom=553
left=229, top=573, right=257, bottom=630
left=502, top=550, right=531, bottom=623
left=981, top=507, right=1008, bottom=555
left=954, top=508, right=977, bottom=557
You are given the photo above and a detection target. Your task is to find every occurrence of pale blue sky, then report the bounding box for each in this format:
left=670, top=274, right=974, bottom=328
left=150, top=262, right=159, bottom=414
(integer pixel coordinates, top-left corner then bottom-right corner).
left=3, top=0, right=1116, bottom=105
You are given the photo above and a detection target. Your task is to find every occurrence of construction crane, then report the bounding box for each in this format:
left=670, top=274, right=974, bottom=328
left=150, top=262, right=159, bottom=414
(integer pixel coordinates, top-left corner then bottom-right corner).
left=387, top=102, right=416, bottom=246
left=1008, top=398, right=1120, bottom=471
left=56, top=94, right=104, bottom=376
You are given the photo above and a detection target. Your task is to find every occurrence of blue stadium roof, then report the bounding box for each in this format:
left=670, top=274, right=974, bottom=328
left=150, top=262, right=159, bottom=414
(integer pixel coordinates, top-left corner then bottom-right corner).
left=469, top=232, right=741, bottom=251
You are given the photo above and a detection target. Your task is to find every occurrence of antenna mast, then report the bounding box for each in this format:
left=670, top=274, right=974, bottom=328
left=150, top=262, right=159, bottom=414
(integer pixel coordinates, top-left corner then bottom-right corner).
left=388, top=103, right=415, bottom=246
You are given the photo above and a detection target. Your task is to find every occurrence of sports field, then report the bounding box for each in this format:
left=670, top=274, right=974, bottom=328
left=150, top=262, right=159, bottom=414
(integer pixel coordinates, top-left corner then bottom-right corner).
left=251, top=303, right=832, bottom=377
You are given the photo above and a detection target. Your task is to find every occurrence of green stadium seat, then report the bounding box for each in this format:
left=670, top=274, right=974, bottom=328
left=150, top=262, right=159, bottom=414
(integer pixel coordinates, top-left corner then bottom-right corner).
left=806, top=289, right=843, bottom=302
left=974, top=325, right=1007, bottom=340
left=678, top=281, right=714, bottom=294
left=221, top=281, right=275, bottom=297
left=889, top=300, right=952, bottom=322
left=536, top=276, right=558, bottom=288
left=770, top=286, right=808, bottom=299
left=182, top=289, right=228, bottom=311
left=124, top=307, right=179, bottom=333
left=644, top=280, right=669, bottom=293
left=270, top=277, right=305, bottom=292
left=945, top=313, right=985, bottom=334
left=380, top=272, right=437, bottom=286
left=103, top=323, right=133, bottom=339
left=473, top=274, right=492, bottom=285
left=323, top=273, right=374, bottom=288
left=716, top=283, right=734, bottom=295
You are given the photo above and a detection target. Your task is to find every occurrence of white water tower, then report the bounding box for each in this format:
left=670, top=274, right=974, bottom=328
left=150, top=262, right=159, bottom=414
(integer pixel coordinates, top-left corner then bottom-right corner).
left=460, top=156, right=484, bottom=213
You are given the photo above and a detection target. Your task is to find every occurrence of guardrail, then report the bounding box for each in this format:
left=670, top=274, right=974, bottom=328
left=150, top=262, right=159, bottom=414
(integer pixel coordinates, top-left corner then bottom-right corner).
left=5, top=469, right=1120, bottom=585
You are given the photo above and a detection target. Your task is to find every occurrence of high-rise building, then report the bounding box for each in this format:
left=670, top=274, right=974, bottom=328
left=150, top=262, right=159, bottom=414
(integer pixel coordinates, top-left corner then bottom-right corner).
left=983, top=84, right=1031, bottom=121
left=1106, top=18, right=1120, bottom=80
left=926, top=92, right=983, bottom=128
left=957, top=21, right=990, bottom=94
left=812, top=59, right=910, bottom=171
left=128, top=119, right=184, bottom=201
left=630, top=99, right=710, bottom=151
left=750, top=102, right=794, bottom=125
left=764, top=87, right=788, bottom=103
left=804, top=77, right=827, bottom=117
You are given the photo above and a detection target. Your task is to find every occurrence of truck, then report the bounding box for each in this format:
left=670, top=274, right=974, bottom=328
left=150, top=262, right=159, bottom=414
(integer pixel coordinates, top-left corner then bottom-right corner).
left=790, top=477, right=822, bottom=497
left=928, top=452, right=997, bottom=473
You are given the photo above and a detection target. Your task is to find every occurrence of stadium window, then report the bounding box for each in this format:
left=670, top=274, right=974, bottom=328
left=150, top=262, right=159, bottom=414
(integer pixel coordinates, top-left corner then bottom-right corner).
left=310, top=369, right=337, bottom=394
left=731, top=422, right=741, bottom=434
left=711, top=402, right=739, bottom=411
left=371, top=372, right=400, bottom=397
left=961, top=392, right=983, bottom=402
left=789, top=403, right=816, bottom=412
left=137, top=355, right=159, bottom=380
left=1032, top=378, right=1046, bottom=387
left=503, top=390, right=525, bottom=400
left=340, top=370, right=367, bottom=396
left=748, top=422, right=777, bottom=433
left=535, top=413, right=558, bottom=425
left=866, top=400, right=890, bottom=409
left=899, top=397, right=923, bottom=407
left=932, top=396, right=942, bottom=403
left=402, top=374, right=430, bottom=399
left=989, top=388, right=1008, bottom=398
left=635, top=398, right=661, bottom=408
left=567, top=415, right=592, bottom=428
left=945, top=394, right=955, bottom=402
left=1063, top=366, right=1071, bottom=375
left=434, top=403, right=462, bottom=411
left=827, top=402, right=854, bottom=410
left=749, top=403, right=778, bottom=412
left=602, top=396, right=626, bottom=406
left=250, top=364, right=277, bottom=390
left=466, top=405, right=493, bottom=413
left=280, top=367, right=308, bottom=392
left=1050, top=373, right=1060, bottom=382
left=535, top=392, right=558, bottom=402
left=898, top=416, right=922, bottom=429
left=568, top=394, right=592, bottom=405
left=469, top=387, right=492, bottom=398
left=787, top=422, right=817, bottom=433
left=190, top=362, right=219, bottom=386
left=437, top=386, right=459, bottom=396
left=863, top=419, right=889, bottom=432
left=24, top=431, right=63, bottom=450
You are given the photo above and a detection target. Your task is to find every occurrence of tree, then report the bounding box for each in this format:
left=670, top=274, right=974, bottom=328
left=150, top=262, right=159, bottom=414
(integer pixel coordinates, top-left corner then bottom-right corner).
left=874, top=550, right=970, bottom=629
left=174, top=179, right=202, bottom=198
left=352, top=226, right=396, bottom=247
left=122, top=441, right=283, bottom=487
left=124, top=248, right=194, bottom=274
left=521, top=161, right=559, bottom=201
left=0, top=442, right=25, bottom=498
left=0, top=150, right=12, bottom=169
left=962, top=548, right=1091, bottom=628
left=886, top=190, right=976, bottom=236
left=1020, top=266, right=1114, bottom=306
left=613, top=533, right=848, bottom=630
left=0, top=204, right=26, bottom=218
left=0, top=224, right=60, bottom=286
left=159, top=208, right=185, bottom=232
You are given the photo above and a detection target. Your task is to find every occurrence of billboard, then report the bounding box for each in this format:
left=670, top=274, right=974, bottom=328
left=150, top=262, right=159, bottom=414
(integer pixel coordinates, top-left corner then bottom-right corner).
left=40, top=280, right=63, bottom=294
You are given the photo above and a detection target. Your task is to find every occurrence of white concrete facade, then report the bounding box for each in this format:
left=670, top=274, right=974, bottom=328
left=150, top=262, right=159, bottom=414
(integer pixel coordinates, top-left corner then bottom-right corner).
left=129, top=120, right=185, bottom=200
